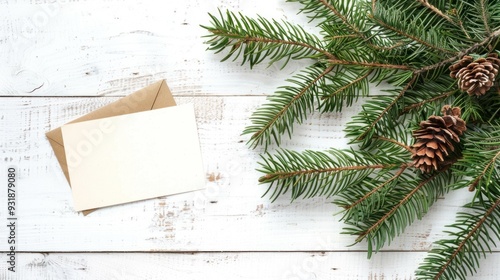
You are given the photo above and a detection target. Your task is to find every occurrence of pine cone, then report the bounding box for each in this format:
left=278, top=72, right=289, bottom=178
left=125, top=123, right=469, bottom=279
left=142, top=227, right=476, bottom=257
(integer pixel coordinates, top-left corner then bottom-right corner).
left=449, top=53, right=500, bottom=96
left=411, top=106, right=466, bottom=173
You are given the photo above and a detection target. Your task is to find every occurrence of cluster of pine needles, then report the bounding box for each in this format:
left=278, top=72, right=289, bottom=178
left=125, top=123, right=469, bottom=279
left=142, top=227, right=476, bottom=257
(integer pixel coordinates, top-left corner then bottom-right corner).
left=203, top=0, right=500, bottom=279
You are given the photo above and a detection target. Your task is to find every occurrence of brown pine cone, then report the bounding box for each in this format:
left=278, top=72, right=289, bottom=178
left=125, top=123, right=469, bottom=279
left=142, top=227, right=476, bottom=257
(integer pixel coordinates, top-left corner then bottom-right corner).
left=449, top=53, right=500, bottom=96
left=411, top=105, right=466, bottom=173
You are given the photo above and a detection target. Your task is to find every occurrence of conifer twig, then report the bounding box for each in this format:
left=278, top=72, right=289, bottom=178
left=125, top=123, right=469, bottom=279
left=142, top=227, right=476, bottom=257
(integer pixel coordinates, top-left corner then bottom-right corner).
left=371, top=16, right=455, bottom=54
left=357, top=75, right=417, bottom=141
left=402, top=90, right=457, bottom=114
left=480, top=0, right=492, bottom=35
left=250, top=66, right=334, bottom=143
left=259, top=163, right=397, bottom=182
left=434, top=197, right=500, bottom=280
left=321, top=70, right=373, bottom=100
left=416, top=0, right=453, bottom=23
left=327, top=59, right=412, bottom=70
left=414, top=28, right=500, bottom=75
left=243, top=37, right=336, bottom=60
left=204, top=2, right=500, bottom=276
left=373, top=135, right=412, bottom=152
left=416, top=0, right=471, bottom=39
left=329, top=34, right=358, bottom=40
left=344, top=164, right=408, bottom=210
left=356, top=168, right=443, bottom=242
left=319, top=0, right=364, bottom=38
left=469, top=150, right=500, bottom=191
left=208, top=29, right=336, bottom=60
left=368, top=41, right=405, bottom=51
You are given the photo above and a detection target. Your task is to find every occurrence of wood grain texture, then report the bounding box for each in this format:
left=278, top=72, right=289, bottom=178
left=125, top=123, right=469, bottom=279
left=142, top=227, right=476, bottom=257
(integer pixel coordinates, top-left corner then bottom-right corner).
left=1, top=0, right=499, bottom=278
left=0, top=97, right=480, bottom=252
left=0, top=252, right=499, bottom=280
left=0, top=0, right=313, bottom=97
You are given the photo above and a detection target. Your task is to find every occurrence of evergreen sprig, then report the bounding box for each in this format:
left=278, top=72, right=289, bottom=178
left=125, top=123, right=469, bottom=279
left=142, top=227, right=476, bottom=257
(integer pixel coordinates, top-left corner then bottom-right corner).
left=242, top=64, right=332, bottom=149
left=416, top=195, right=500, bottom=280
left=258, top=142, right=408, bottom=201
left=454, top=124, right=500, bottom=195
left=203, top=0, right=500, bottom=278
left=342, top=169, right=455, bottom=257
left=202, top=10, right=328, bottom=68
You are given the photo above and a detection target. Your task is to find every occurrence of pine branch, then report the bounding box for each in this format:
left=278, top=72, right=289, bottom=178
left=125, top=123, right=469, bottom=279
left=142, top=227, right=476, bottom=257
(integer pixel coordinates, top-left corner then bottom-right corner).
left=453, top=93, right=485, bottom=122
left=291, top=0, right=386, bottom=61
left=318, top=0, right=364, bottom=37
left=402, top=90, right=457, bottom=114
left=371, top=13, right=455, bottom=55
left=416, top=197, right=500, bottom=280
left=414, top=28, right=500, bottom=75
left=243, top=65, right=333, bottom=149
left=258, top=148, right=404, bottom=201
left=469, top=150, right=500, bottom=192
left=368, top=41, right=405, bottom=51
left=350, top=74, right=416, bottom=143
left=480, top=0, right=492, bottom=36
left=355, top=170, right=439, bottom=243
left=343, top=164, right=408, bottom=211
left=318, top=67, right=372, bottom=113
left=329, top=34, right=358, bottom=40
left=345, top=169, right=453, bottom=258
left=202, top=10, right=334, bottom=68
left=373, top=135, right=412, bottom=152
left=243, top=36, right=335, bottom=60
left=290, top=0, right=367, bottom=37
left=416, top=0, right=453, bottom=24
left=334, top=138, right=415, bottom=222
left=415, top=0, right=471, bottom=40
left=260, top=163, right=391, bottom=182
left=453, top=126, right=500, bottom=194
left=327, top=59, right=413, bottom=70
left=204, top=0, right=500, bottom=277
left=320, top=69, right=372, bottom=101
left=437, top=198, right=500, bottom=279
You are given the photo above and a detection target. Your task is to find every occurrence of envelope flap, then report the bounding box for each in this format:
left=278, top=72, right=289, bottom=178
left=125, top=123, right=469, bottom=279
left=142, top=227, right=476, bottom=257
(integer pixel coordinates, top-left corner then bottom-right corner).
left=45, top=80, right=175, bottom=146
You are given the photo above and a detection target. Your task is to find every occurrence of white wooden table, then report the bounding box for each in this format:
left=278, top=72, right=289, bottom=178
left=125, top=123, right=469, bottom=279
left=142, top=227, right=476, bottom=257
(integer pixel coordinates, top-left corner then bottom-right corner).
left=1, top=0, right=498, bottom=279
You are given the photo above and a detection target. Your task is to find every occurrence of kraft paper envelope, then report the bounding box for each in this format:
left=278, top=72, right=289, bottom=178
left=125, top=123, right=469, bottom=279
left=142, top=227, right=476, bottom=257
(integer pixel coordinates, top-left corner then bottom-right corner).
left=60, top=104, right=205, bottom=211
left=46, top=80, right=176, bottom=214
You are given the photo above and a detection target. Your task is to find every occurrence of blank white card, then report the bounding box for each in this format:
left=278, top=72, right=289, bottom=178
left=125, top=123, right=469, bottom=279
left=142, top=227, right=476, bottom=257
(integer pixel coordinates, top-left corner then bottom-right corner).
left=61, top=104, right=205, bottom=211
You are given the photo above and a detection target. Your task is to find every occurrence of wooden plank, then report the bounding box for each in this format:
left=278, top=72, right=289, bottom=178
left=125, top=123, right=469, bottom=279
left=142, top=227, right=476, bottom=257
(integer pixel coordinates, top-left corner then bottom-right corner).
left=0, top=252, right=499, bottom=280
left=0, top=96, right=480, bottom=252
left=3, top=0, right=496, bottom=278
left=0, top=0, right=316, bottom=97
